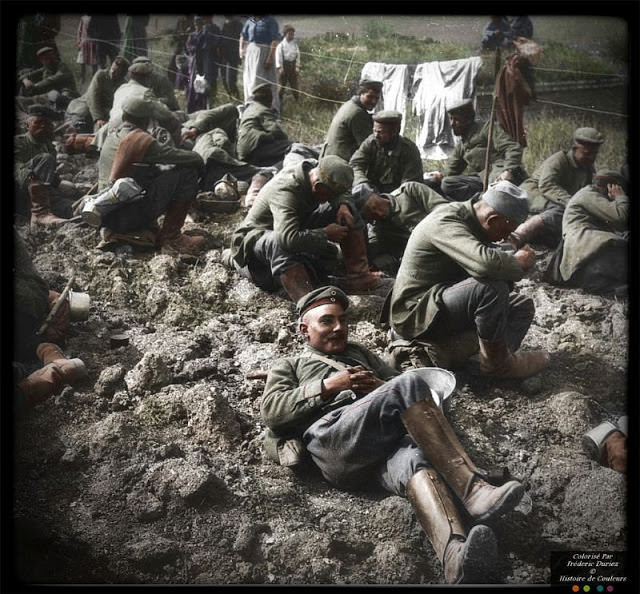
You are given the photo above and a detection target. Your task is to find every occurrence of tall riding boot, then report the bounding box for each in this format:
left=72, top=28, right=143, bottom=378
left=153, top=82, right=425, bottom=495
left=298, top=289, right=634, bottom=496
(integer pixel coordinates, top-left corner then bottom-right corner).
left=29, top=183, right=68, bottom=230
left=157, top=200, right=207, bottom=256
left=508, top=214, right=546, bottom=249
left=339, top=228, right=383, bottom=293
left=36, top=342, right=88, bottom=385
left=407, top=468, right=498, bottom=583
left=402, top=396, right=524, bottom=523
left=423, top=330, right=480, bottom=370
left=279, top=264, right=314, bottom=303
left=479, top=338, right=549, bottom=379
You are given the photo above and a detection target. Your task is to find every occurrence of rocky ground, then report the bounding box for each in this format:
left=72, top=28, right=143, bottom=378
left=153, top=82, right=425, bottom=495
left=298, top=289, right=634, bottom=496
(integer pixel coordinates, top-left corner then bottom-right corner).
left=8, top=142, right=630, bottom=588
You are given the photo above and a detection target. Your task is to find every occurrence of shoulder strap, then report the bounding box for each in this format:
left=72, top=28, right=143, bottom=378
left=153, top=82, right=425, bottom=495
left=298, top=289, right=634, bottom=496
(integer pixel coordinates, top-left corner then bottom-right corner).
left=301, top=352, right=348, bottom=371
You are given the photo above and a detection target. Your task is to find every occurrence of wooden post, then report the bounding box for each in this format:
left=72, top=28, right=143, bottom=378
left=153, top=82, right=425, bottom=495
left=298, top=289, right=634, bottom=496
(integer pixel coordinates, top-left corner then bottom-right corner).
left=482, top=48, right=501, bottom=191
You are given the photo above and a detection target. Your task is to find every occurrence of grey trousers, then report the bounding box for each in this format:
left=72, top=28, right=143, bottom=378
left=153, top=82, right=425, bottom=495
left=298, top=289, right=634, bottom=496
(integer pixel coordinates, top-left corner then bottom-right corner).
left=303, top=372, right=432, bottom=497
left=441, top=174, right=483, bottom=202
left=422, top=278, right=535, bottom=352
left=102, top=167, right=199, bottom=233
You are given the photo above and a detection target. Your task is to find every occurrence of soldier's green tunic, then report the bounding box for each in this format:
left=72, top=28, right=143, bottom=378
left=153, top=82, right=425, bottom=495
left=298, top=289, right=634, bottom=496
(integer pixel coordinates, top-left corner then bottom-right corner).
left=389, top=196, right=525, bottom=339
left=558, top=184, right=629, bottom=282
left=148, top=70, right=180, bottom=111
left=25, top=59, right=78, bottom=96
left=236, top=100, right=289, bottom=161
left=261, top=342, right=398, bottom=438
left=520, top=149, right=593, bottom=212
left=229, top=160, right=352, bottom=268
left=107, top=80, right=176, bottom=132
left=321, top=96, right=374, bottom=162
left=368, top=181, right=448, bottom=257
left=350, top=134, right=424, bottom=192
left=14, top=132, right=56, bottom=186
left=66, top=67, right=125, bottom=125
left=192, top=128, right=246, bottom=168
left=183, top=103, right=240, bottom=142
left=444, top=119, right=522, bottom=182
left=98, top=122, right=203, bottom=191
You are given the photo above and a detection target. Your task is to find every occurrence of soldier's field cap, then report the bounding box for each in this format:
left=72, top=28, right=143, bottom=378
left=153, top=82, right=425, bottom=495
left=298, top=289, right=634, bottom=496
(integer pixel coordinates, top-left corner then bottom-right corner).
left=359, top=79, right=383, bottom=91
left=574, top=127, right=604, bottom=144
left=373, top=110, right=402, bottom=124
left=296, top=286, right=350, bottom=318
left=594, top=168, right=627, bottom=188
left=482, top=180, right=530, bottom=224
left=132, top=56, right=152, bottom=64
left=447, top=97, right=475, bottom=115
left=283, top=24, right=295, bottom=34
left=121, top=96, right=152, bottom=118
left=128, top=62, right=153, bottom=75
left=36, top=46, right=55, bottom=57
left=252, top=82, right=272, bottom=96
left=317, top=155, right=354, bottom=195
left=27, top=104, right=61, bottom=120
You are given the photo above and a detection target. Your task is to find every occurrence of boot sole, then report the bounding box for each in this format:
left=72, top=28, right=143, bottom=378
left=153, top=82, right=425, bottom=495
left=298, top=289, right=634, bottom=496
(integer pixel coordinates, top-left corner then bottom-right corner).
left=459, top=525, right=498, bottom=583
left=459, top=525, right=498, bottom=584
left=471, top=481, right=525, bottom=523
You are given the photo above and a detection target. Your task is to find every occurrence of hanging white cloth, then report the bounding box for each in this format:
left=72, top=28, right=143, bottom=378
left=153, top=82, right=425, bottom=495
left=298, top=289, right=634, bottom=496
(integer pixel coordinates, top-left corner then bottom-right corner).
left=412, top=56, right=483, bottom=160
left=360, top=62, right=410, bottom=135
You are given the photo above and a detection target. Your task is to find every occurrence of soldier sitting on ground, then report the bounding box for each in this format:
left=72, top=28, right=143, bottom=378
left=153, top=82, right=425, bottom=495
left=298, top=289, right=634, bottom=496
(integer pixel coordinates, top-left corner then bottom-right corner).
left=543, top=168, right=629, bottom=297
left=225, top=156, right=383, bottom=302
left=260, top=285, right=527, bottom=584
left=349, top=110, right=424, bottom=211
left=426, top=99, right=526, bottom=203
left=93, top=96, right=208, bottom=256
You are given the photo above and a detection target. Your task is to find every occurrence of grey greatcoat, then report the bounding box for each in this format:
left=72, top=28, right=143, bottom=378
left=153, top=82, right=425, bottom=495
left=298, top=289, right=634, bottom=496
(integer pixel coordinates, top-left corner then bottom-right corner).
left=350, top=134, right=424, bottom=194
left=557, top=184, right=629, bottom=290
left=388, top=196, right=526, bottom=340
left=520, top=149, right=594, bottom=213
left=321, top=96, right=374, bottom=162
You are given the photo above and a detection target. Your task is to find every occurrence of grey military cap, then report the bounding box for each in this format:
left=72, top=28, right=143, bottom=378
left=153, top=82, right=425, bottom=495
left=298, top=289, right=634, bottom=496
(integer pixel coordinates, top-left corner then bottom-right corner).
left=296, top=286, right=350, bottom=318
left=447, top=97, right=475, bottom=115
left=594, top=168, right=627, bottom=190
left=482, top=180, right=530, bottom=224
left=36, top=46, right=55, bottom=57
left=317, top=155, right=354, bottom=195
left=372, top=110, right=402, bottom=124
left=574, top=127, right=604, bottom=145
left=121, top=96, right=152, bottom=118
left=128, top=62, right=153, bottom=75
left=252, top=82, right=272, bottom=96
left=132, top=56, right=152, bottom=64
left=358, top=79, right=383, bottom=91
left=27, top=104, right=62, bottom=120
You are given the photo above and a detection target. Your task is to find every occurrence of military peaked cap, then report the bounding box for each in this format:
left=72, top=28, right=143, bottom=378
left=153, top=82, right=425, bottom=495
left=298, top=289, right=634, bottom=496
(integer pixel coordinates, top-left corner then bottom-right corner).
left=128, top=62, right=153, bottom=75
left=372, top=110, right=402, bottom=124
left=447, top=97, right=475, bottom=115
left=27, top=104, right=62, bottom=120
left=574, top=127, right=605, bottom=145
left=317, top=155, right=354, bottom=195
left=121, top=96, right=152, bottom=118
left=296, top=286, right=350, bottom=318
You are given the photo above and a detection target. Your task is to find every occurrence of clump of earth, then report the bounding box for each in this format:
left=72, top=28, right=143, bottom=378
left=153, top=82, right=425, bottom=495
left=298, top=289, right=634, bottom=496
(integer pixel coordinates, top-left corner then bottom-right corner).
left=11, top=133, right=628, bottom=587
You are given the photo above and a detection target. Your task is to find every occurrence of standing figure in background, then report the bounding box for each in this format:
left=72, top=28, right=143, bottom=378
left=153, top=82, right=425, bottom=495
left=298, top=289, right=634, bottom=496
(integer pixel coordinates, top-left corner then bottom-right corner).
left=88, top=15, right=122, bottom=70
left=481, top=16, right=513, bottom=51
left=508, top=16, right=534, bottom=39
left=240, top=15, right=281, bottom=113
left=275, top=24, right=300, bottom=108
left=33, top=14, right=61, bottom=59
left=122, top=15, right=149, bottom=62
left=185, top=16, right=209, bottom=114
left=76, top=15, right=98, bottom=85
left=220, top=15, right=244, bottom=100
left=202, top=16, right=223, bottom=108
left=167, top=15, right=190, bottom=88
